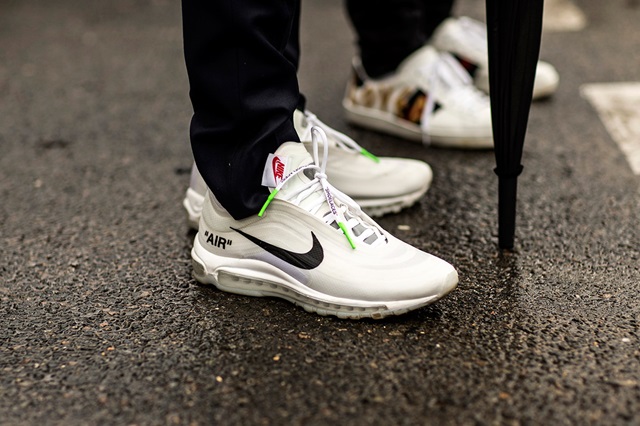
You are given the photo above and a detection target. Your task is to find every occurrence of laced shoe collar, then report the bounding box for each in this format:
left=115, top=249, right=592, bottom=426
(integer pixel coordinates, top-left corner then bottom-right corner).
left=259, top=128, right=386, bottom=249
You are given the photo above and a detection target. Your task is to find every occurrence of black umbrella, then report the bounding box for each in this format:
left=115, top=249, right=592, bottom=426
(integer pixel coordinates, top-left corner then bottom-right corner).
left=485, top=0, right=544, bottom=249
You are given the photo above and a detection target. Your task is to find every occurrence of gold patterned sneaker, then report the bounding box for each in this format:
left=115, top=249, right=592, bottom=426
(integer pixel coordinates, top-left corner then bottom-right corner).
left=343, top=45, right=493, bottom=149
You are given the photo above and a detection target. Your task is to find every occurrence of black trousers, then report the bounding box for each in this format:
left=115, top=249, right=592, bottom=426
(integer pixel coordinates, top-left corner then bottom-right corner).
left=346, top=0, right=454, bottom=77
left=182, top=0, right=453, bottom=220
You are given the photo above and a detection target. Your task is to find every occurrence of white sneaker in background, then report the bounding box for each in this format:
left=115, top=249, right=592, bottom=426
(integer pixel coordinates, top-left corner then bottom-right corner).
left=343, top=45, right=493, bottom=149
left=430, top=16, right=559, bottom=100
left=191, top=128, right=458, bottom=319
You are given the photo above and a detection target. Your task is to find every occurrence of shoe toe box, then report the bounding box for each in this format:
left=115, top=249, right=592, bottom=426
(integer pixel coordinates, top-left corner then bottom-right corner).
left=318, top=235, right=458, bottom=303
left=532, top=61, right=559, bottom=99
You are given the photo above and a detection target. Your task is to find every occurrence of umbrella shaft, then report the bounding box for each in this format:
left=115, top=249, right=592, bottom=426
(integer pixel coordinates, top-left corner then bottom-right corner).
left=498, top=176, right=518, bottom=249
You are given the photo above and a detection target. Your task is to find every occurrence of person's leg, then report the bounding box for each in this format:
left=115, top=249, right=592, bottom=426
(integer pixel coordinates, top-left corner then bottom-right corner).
left=344, top=0, right=427, bottom=78
left=282, top=1, right=309, bottom=111
left=181, top=0, right=458, bottom=319
left=283, top=0, right=301, bottom=72
left=182, top=0, right=437, bottom=226
left=344, top=0, right=456, bottom=78
left=182, top=0, right=301, bottom=220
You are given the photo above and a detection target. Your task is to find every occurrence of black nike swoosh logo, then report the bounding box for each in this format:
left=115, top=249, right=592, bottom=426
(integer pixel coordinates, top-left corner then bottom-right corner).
left=230, top=227, right=324, bottom=270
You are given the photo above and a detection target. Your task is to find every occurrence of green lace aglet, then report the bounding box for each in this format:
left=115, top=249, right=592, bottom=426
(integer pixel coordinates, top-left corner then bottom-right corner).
left=360, top=148, right=380, bottom=163
left=258, top=189, right=279, bottom=217
left=338, top=222, right=356, bottom=250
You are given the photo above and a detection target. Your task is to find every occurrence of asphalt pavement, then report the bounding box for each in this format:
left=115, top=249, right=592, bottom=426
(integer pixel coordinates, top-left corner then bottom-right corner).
left=1, top=0, right=639, bottom=424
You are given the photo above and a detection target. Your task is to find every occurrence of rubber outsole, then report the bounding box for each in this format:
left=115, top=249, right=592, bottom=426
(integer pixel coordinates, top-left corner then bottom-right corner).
left=343, top=100, right=494, bottom=150
left=191, top=239, right=456, bottom=320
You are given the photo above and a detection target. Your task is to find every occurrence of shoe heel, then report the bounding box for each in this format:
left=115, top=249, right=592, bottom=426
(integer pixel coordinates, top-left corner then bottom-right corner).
left=191, top=249, right=211, bottom=284
left=183, top=188, right=204, bottom=231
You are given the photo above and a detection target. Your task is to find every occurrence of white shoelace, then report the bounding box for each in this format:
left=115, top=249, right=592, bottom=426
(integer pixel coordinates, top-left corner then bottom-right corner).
left=259, top=127, right=385, bottom=249
left=299, top=111, right=380, bottom=163
left=419, top=52, right=489, bottom=145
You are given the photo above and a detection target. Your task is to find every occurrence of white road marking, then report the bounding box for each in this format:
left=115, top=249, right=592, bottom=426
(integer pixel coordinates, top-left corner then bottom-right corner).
left=543, top=0, right=587, bottom=32
left=581, top=82, right=640, bottom=175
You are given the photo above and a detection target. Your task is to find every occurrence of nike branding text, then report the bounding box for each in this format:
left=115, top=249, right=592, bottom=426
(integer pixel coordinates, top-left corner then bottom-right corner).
left=204, top=230, right=232, bottom=249
left=324, top=187, right=338, bottom=216
left=272, top=157, right=285, bottom=183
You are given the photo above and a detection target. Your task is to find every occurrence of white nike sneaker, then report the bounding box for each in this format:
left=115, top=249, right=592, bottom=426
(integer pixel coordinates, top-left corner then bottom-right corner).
left=183, top=109, right=433, bottom=229
left=190, top=128, right=458, bottom=319
left=343, top=45, right=493, bottom=149
left=430, top=16, right=559, bottom=100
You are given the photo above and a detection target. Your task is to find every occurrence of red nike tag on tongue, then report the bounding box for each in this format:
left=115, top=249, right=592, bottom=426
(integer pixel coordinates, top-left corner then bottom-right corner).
left=262, top=153, right=289, bottom=188
left=272, top=156, right=285, bottom=183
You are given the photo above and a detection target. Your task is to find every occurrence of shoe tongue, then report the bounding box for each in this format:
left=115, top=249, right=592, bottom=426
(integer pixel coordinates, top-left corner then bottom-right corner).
left=397, top=45, right=440, bottom=76
left=261, top=142, right=313, bottom=188
left=262, top=143, right=386, bottom=247
left=274, top=140, right=312, bottom=165
left=399, top=46, right=471, bottom=96
left=262, top=142, right=326, bottom=214
left=293, top=110, right=340, bottom=149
